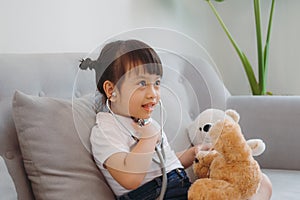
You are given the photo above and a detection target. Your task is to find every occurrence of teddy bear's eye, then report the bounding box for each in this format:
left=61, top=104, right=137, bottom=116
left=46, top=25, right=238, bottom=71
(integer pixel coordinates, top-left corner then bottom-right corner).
left=203, top=124, right=212, bottom=132
left=194, top=158, right=199, bottom=163
left=199, top=127, right=202, bottom=132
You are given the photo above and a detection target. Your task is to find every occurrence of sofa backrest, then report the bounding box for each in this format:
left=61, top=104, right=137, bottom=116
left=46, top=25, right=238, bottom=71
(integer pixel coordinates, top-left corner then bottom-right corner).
left=0, top=52, right=229, bottom=199
left=227, top=96, right=300, bottom=170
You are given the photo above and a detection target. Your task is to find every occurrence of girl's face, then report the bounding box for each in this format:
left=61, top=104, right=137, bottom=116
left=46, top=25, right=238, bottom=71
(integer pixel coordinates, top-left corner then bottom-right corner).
left=111, top=67, right=161, bottom=120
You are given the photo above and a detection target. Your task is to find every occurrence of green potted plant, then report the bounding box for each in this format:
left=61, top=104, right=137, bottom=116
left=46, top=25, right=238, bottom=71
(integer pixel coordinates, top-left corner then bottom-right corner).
left=205, top=0, right=276, bottom=95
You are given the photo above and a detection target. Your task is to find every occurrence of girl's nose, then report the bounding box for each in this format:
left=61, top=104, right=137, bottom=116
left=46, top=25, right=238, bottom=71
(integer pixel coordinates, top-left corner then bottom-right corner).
left=146, top=85, right=158, bottom=99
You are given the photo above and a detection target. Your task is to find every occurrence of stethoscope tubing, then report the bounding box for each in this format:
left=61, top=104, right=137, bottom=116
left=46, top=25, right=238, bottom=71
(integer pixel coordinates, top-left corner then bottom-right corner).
left=105, top=99, right=167, bottom=199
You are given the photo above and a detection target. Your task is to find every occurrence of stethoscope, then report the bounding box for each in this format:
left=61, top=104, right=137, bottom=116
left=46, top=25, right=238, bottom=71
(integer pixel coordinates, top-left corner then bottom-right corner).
left=105, top=98, right=167, bottom=200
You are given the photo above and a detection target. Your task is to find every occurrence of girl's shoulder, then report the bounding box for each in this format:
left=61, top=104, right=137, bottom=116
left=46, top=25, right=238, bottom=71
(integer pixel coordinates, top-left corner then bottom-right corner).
left=91, top=112, right=117, bottom=138
left=95, top=112, right=114, bottom=124
left=96, top=111, right=111, bottom=118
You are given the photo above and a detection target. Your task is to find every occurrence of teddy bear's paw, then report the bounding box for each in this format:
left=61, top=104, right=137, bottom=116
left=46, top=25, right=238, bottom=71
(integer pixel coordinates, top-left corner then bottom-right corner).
left=195, top=151, right=218, bottom=165
left=194, top=154, right=210, bottom=178
left=193, top=151, right=219, bottom=178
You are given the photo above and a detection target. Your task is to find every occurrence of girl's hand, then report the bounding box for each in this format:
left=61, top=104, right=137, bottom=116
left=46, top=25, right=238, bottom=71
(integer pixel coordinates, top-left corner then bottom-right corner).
left=131, top=122, right=160, bottom=140
left=195, top=143, right=213, bottom=155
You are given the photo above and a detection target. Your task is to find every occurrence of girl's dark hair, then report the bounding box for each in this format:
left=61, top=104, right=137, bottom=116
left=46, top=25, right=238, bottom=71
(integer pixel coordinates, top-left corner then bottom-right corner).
left=79, top=39, right=163, bottom=101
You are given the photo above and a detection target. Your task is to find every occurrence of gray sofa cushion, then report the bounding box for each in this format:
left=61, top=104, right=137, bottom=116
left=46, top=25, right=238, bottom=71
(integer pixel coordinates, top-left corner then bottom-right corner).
left=263, top=169, right=300, bottom=200
left=12, top=91, right=114, bottom=200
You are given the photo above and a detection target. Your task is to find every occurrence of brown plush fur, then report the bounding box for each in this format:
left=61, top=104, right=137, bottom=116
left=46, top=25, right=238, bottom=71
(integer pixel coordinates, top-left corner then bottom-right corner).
left=188, top=119, right=262, bottom=200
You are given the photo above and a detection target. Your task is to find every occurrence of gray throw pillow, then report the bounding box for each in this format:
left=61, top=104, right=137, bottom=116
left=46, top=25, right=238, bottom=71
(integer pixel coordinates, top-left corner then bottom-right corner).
left=12, top=91, right=115, bottom=200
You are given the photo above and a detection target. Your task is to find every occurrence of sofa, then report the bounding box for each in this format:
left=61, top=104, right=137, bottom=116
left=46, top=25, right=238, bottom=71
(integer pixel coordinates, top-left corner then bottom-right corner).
left=0, top=52, right=299, bottom=200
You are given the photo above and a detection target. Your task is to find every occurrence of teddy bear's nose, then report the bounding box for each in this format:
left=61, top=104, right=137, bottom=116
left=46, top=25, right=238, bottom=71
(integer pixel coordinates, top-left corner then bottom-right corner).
left=194, top=158, right=199, bottom=163
left=203, top=123, right=212, bottom=132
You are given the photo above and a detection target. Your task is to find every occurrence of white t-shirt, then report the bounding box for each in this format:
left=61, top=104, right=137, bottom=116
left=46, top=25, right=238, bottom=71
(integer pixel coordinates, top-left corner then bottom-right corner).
left=90, top=112, right=183, bottom=196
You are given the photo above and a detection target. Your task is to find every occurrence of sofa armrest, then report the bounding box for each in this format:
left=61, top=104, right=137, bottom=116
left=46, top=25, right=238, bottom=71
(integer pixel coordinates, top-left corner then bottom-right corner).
left=0, top=156, right=18, bottom=199
left=226, top=96, right=300, bottom=170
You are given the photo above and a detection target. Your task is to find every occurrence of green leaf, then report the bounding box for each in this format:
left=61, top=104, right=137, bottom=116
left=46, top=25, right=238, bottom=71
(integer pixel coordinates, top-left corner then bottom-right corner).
left=254, top=0, right=265, bottom=94
left=240, top=53, right=260, bottom=95
left=205, top=0, right=275, bottom=95
left=207, top=0, right=260, bottom=94
left=205, top=0, right=224, bottom=2
left=263, top=0, right=276, bottom=94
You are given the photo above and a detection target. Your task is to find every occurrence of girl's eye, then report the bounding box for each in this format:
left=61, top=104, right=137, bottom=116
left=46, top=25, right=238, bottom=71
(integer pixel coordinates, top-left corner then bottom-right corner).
left=139, top=80, right=147, bottom=87
left=155, top=80, right=161, bottom=86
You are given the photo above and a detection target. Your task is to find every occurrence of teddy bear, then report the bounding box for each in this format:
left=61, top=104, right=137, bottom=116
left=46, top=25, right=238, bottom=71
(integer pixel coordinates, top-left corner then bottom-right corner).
left=187, top=109, right=266, bottom=157
left=188, top=112, right=262, bottom=200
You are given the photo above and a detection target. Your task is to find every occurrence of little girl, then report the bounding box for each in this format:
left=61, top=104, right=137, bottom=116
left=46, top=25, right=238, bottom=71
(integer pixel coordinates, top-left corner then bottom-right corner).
left=79, top=39, right=272, bottom=200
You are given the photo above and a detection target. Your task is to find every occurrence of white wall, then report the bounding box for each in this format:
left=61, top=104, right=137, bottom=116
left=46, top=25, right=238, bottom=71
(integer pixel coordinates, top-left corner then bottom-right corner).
left=0, top=0, right=197, bottom=53
left=1, top=0, right=299, bottom=95
left=194, top=0, right=300, bottom=95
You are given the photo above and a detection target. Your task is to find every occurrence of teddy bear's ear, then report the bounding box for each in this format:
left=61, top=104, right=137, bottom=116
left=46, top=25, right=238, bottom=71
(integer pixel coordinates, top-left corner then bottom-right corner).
left=225, top=109, right=240, bottom=123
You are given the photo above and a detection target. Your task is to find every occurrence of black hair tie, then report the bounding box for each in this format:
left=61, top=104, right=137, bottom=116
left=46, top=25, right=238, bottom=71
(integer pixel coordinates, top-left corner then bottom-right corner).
left=79, top=58, right=97, bottom=70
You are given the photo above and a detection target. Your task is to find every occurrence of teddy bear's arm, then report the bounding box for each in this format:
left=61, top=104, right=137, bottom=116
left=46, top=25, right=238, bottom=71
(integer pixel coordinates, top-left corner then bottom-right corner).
left=193, top=150, right=218, bottom=178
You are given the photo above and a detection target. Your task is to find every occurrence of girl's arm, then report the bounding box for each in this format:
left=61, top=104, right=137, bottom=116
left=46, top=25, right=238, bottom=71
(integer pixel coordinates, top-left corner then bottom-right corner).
left=105, top=123, right=160, bottom=190
left=176, top=146, right=197, bottom=169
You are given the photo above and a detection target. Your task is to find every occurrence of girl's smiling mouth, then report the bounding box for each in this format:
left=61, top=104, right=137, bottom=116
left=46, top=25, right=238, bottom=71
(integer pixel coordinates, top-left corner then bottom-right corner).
left=142, top=102, right=156, bottom=112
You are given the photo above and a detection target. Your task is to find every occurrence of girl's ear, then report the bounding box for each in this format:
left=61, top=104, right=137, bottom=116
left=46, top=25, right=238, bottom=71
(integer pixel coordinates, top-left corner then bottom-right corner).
left=103, top=80, right=116, bottom=101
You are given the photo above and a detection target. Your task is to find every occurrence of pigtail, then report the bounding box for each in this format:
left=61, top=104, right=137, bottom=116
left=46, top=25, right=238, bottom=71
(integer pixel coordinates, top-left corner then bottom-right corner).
left=79, top=58, right=98, bottom=71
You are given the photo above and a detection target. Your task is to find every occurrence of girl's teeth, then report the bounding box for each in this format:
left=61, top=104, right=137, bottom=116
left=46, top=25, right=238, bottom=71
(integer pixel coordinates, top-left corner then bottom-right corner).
left=143, top=103, right=154, bottom=111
